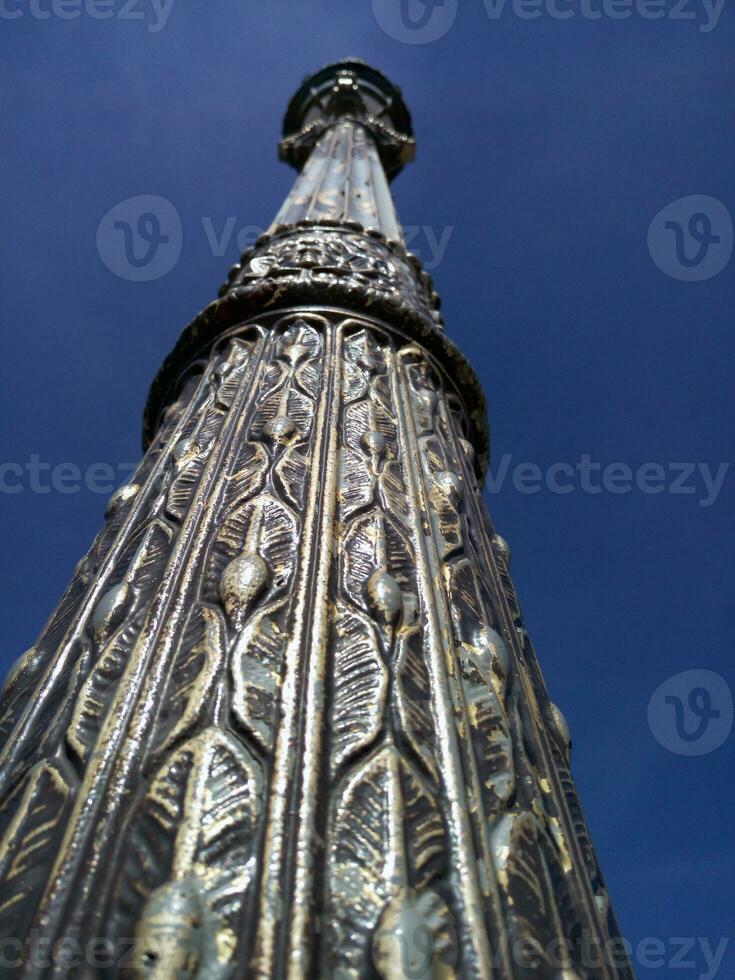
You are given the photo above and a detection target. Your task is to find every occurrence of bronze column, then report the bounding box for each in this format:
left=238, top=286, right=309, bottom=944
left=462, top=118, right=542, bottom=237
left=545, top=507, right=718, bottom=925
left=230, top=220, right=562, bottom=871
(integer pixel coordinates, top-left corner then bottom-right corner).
left=0, top=61, right=633, bottom=979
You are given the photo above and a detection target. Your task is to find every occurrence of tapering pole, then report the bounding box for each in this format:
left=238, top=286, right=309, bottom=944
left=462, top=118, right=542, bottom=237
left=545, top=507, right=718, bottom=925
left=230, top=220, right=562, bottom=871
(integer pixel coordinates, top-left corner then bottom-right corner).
left=0, top=61, right=632, bottom=979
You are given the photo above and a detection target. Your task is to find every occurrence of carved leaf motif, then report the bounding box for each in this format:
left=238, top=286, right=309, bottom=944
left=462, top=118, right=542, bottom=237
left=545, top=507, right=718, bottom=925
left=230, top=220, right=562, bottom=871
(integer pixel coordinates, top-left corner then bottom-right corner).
left=273, top=445, right=308, bottom=510
left=221, top=440, right=268, bottom=510
left=166, top=455, right=206, bottom=522
left=508, top=700, right=581, bottom=916
left=0, top=762, right=71, bottom=942
left=421, top=435, right=450, bottom=481
left=427, top=484, right=462, bottom=558
left=330, top=604, right=388, bottom=776
left=343, top=400, right=395, bottom=457
left=149, top=606, right=228, bottom=762
left=344, top=328, right=385, bottom=373
left=216, top=369, right=244, bottom=410
left=166, top=401, right=233, bottom=522
left=378, top=460, right=411, bottom=529
left=407, top=386, right=437, bottom=437
left=343, top=401, right=371, bottom=452
left=0, top=638, right=91, bottom=795
left=91, top=477, right=148, bottom=571
left=252, top=385, right=313, bottom=443
left=0, top=647, right=52, bottom=747
left=278, top=319, right=322, bottom=359
left=215, top=340, right=252, bottom=409
left=492, top=812, right=584, bottom=978
left=68, top=613, right=144, bottom=761
left=294, top=357, right=322, bottom=399
left=111, top=729, right=263, bottom=978
left=117, top=519, right=173, bottom=600
left=40, top=567, right=91, bottom=650
left=496, top=553, right=521, bottom=619
left=342, top=510, right=415, bottom=617
left=68, top=520, right=173, bottom=760
left=258, top=359, right=289, bottom=400
left=206, top=494, right=298, bottom=607
left=371, top=374, right=393, bottom=415
left=445, top=559, right=509, bottom=693
left=445, top=560, right=514, bottom=815
left=108, top=423, right=164, bottom=502
left=193, top=406, right=227, bottom=454
left=343, top=360, right=368, bottom=403
left=338, top=448, right=375, bottom=520
left=231, top=598, right=289, bottom=752
left=421, top=435, right=462, bottom=559
left=324, top=746, right=446, bottom=975
left=394, top=624, right=438, bottom=783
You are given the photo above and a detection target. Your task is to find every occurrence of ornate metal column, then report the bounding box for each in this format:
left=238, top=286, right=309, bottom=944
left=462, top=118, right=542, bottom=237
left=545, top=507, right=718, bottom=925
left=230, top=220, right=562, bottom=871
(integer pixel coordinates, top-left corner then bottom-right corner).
left=0, top=61, right=633, bottom=979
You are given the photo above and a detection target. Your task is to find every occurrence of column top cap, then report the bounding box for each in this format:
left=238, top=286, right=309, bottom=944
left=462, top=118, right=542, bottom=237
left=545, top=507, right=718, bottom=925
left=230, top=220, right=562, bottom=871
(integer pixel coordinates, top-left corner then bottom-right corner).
left=280, top=60, right=416, bottom=179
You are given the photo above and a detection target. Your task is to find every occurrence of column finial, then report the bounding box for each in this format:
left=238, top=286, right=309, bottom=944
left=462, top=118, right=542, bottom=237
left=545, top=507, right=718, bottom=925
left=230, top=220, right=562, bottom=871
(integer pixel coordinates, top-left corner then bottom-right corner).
left=279, top=59, right=415, bottom=179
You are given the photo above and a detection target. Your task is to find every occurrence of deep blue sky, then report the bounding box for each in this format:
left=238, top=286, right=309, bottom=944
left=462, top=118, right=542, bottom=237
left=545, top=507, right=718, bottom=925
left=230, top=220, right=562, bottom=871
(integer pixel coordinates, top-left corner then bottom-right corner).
left=1, top=2, right=733, bottom=975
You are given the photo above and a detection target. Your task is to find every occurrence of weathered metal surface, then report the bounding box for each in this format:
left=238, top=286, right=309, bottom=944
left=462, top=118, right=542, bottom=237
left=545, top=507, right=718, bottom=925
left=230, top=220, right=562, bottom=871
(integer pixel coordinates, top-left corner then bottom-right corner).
left=0, top=62, right=632, bottom=978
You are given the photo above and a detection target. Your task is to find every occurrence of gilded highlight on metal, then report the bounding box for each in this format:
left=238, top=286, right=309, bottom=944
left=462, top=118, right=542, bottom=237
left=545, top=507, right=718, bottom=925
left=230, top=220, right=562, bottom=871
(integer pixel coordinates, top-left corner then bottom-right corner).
left=0, top=61, right=633, bottom=979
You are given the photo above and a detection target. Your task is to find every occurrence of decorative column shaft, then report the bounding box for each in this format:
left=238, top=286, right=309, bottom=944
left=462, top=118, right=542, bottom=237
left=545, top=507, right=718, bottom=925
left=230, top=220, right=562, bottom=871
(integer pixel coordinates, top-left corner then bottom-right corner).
left=0, top=61, right=632, bottom=979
